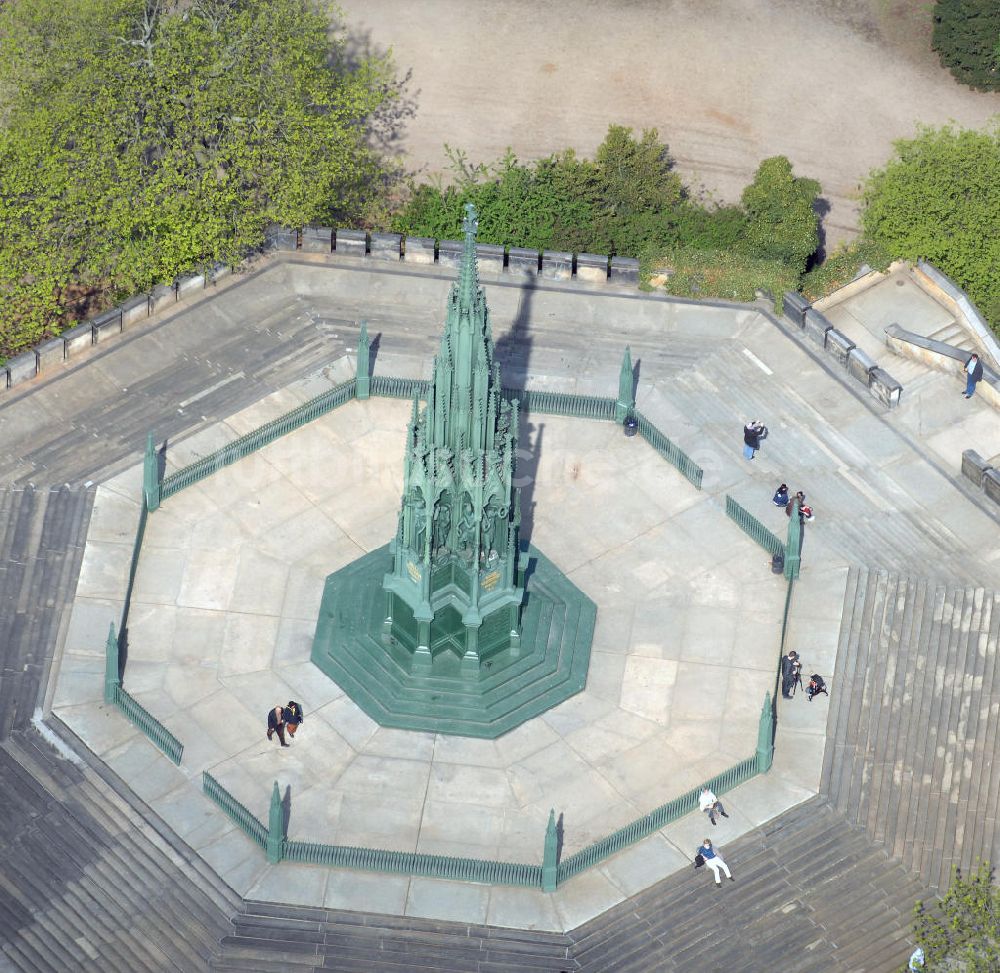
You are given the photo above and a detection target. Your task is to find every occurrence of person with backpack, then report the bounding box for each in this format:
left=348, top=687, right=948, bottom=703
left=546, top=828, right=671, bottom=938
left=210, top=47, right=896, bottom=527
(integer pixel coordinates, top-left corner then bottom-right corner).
left=694, top=839, right=733, bottom=887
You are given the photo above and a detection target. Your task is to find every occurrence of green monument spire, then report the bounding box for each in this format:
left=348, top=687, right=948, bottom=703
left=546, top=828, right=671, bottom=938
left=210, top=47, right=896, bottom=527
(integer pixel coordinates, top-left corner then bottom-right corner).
left=311, top=201, right=596, bottom=736
left=383, top=203, right=523, bottom=677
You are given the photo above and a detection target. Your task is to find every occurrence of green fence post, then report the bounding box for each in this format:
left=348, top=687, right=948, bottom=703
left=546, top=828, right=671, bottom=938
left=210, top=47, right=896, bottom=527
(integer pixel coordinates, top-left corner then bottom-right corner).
left=542, top=809, right=558, bottom=892
left=784, top=498, right=801, bottom=580
left=756, top=693, right=774, bottom=773
left=143, top=433, right=160, bottom=511
left=356, top=320, right=371, bottom=400
left=615, top=345, right=635, bottom=423
left=267, top=781, right=285, bottom=864
left=103, top=621, right=120, bottom=704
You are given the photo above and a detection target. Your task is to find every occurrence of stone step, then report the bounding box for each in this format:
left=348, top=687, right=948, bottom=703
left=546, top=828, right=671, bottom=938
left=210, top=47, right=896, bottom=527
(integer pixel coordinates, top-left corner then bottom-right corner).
left=0, top=729, right=237, bottom=971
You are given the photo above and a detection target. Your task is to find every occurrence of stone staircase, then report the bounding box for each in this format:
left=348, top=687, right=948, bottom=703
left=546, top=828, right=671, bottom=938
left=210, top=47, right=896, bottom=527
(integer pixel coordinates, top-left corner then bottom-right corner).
left=666, top=352, right=989, bottom=586
left=212, top=902, right=576, bottom=972
left=567, top=796, right=925, bottom=972
left=0, top=728, right=240, bottom=971
left=823, top=567, right=1000, bottom=892
left=926, top=322, right=976, bottom=356
left=0, top=485, right=92, bottom=738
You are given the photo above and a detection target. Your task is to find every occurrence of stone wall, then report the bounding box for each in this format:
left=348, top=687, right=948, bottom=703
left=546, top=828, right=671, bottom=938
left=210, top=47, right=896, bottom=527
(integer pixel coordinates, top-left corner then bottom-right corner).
left=913, top=260, right=1000, bottom=371
left=782, top=293, right=903, bottom=408
left=267, top=226, right=640, bottom=290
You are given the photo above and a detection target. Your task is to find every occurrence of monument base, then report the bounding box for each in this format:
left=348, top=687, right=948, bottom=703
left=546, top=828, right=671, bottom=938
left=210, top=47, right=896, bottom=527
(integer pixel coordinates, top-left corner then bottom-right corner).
left=310, top=544, right=596, bottom=738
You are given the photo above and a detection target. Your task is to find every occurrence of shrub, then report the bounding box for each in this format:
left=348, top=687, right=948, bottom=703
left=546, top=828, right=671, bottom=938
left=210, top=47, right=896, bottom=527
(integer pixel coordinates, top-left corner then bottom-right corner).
left=801, top=239, right=893, bottom=302
left=932, top=0, right=1000, bottom=91
left=862, top=123, right=1000, bottom=335
left=645, top=247, right=799, bottom=312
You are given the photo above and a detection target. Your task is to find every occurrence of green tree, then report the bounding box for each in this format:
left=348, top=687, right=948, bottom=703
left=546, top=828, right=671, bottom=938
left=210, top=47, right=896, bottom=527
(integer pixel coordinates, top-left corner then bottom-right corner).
left=590, top=125, right=684, bottom=256
left=861, top=123, right=1000, bottom=333
left=932, top=0, right=1000, bottom=91
left=0, top=0, right=393, bottom=355
left=911, top=862, right=1000, bottom=970
left=739, top=156, right=821, bottom=273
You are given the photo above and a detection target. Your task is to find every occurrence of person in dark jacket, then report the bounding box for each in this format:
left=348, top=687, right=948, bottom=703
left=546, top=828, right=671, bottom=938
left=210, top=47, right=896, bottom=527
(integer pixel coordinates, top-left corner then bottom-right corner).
left=806, top=674, right=828, bottom=701
left=283, top=701, right=304, bottom=738
left=964, top=354, right=984, bottom=398
left=266, top=705, right=290, bottom=747
left=772, top=483, right=789, bottom=507
left=743, top=420, right=766, bottom=460
left=781, top=650, right=801, bottom=699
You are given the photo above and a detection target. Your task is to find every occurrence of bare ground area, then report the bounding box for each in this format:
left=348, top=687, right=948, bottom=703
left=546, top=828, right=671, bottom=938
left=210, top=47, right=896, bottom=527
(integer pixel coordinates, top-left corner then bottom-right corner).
left=339, top=0, right=1000, bottom=246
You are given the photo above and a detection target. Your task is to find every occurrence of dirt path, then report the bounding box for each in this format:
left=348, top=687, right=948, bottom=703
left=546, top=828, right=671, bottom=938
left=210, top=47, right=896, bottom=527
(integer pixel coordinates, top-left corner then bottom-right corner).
left=339, top=0, right=999, bottom=247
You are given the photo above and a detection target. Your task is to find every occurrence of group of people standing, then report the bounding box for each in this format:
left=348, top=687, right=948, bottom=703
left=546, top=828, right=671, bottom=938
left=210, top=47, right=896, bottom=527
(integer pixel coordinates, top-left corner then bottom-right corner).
left=266, top=700, right=304, bottom=747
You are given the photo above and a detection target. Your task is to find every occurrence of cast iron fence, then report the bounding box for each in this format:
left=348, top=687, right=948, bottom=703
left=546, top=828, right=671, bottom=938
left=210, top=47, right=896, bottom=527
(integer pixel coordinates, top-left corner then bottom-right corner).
left=634, top=411, right=704, bottom=488
left=196, top=694, right=772, bottom=892
left=160, top=378, right=357, bottom=499
left=725, top=494, right=783, bottom=555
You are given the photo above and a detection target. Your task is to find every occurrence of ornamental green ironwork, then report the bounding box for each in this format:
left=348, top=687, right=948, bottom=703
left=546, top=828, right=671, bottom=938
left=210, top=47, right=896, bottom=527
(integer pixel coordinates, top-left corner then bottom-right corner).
left=311, top=203, right=597, bottom=736
left=382, top=203, right=525, bottom=677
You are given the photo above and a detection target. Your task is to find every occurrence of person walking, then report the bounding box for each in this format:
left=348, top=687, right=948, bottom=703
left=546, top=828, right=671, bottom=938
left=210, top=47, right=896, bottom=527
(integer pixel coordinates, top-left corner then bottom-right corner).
left=266, top=704, right=290, bottom=747
left=699, top=787, right=730, bottom=826
left=743, top=420, right=766, bottom=460
left=695, top=839, right=733, bottom=886
left=781, top=650, right=801, bottom=699
left=964, top=353, right=983, bottom=399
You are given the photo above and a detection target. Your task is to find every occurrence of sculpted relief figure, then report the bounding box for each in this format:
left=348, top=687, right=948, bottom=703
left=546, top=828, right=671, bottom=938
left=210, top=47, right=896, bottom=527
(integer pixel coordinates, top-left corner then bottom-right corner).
left=432, top=496, right=452, bottom=552
left=457, top=498, right=478, bottom=555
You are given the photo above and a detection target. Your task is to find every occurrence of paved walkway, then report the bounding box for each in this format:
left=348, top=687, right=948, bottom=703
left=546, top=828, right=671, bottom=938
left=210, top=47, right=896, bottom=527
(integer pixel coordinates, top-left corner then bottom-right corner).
left=29, top=252, right=999, bottom=934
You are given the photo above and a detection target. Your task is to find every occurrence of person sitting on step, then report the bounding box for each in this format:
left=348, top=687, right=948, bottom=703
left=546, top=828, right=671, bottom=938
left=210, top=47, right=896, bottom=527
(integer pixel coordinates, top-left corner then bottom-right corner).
left=772, top=483, right=789, bottom=507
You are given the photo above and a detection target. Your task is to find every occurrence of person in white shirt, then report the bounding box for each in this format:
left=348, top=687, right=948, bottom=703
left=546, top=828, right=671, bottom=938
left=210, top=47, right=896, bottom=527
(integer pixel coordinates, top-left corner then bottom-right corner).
left=699, top=787, right=729, bottom=826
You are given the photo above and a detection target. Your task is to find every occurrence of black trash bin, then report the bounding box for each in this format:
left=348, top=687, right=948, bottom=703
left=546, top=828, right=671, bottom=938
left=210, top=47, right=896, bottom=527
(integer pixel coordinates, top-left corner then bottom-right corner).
left=771, top=551, right=785, bottom=575
left=623, top=415, right=638, bottom=438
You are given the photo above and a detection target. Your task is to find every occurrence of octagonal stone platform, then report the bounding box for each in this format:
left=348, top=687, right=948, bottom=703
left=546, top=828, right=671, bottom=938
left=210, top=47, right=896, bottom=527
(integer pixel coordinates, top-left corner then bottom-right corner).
left=52, top=364, right=803, bottom=928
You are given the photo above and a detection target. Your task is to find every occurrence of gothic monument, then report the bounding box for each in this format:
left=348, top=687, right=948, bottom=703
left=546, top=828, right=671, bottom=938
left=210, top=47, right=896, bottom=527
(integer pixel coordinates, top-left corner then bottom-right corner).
left=311, top=204, right=596, bottom=738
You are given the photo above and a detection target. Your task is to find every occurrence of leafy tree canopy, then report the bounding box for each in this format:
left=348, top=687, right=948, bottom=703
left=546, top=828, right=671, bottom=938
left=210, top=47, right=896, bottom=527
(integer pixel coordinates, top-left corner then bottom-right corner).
left=861, top=122, right=1000, bottom=331
left=739, top=156, right=821, bottom=273
left=932, top=0, right=1000, bottom=91
left=911, top=862, right=1000, bottom=970
left=0, top=0, right=394, bottom=355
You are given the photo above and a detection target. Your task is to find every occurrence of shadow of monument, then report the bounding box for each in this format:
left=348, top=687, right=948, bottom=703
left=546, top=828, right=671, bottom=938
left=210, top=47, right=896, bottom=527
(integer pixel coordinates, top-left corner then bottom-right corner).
left=494, top=277, right=540, bottom=545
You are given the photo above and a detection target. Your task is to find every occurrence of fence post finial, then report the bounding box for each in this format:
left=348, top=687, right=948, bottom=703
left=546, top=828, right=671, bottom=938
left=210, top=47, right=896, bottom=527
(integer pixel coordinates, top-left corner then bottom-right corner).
left=104, top=621, right=119, bottom=704
left=615, top=345, right=635, bottom=423
left=756, top=692, right=774, bottom=773
left=356, top=320, right=371, bottom=400
left=143, top=433, right=160, bottom=511
left=784, top=498, right=801, bottom=580
left=542, top=808, right=558, bottom=892
left=267, top=781, right=285, bottom=864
